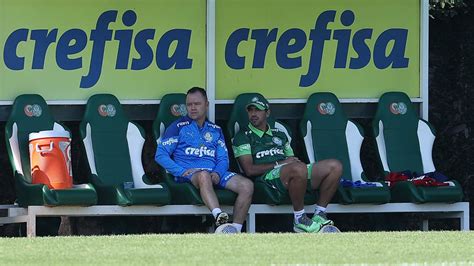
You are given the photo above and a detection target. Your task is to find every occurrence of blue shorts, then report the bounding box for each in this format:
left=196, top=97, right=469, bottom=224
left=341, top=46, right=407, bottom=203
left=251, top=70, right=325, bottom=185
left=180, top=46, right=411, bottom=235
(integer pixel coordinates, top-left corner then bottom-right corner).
left=175, top=169, right=237, bottom=189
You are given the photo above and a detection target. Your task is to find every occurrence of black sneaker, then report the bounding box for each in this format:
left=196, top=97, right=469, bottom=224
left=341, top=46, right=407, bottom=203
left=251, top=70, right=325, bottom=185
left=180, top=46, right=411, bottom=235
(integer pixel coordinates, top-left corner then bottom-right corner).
left=215, top=212, right=229, bottom=227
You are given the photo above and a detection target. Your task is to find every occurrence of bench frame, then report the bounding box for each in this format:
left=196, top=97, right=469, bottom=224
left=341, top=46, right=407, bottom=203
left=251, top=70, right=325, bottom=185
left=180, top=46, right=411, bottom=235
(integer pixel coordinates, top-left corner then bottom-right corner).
left=247, top=202, right=470, bottom=232
left=0, top=202, right=469, bottom=236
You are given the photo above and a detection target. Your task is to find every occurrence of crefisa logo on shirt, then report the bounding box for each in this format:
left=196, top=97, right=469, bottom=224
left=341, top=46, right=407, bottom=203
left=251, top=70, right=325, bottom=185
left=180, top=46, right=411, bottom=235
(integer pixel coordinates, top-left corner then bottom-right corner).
left=161, top=137, right=178, bottom=146
left=256, top=147, right=284, bottom=159
left=185, top=146, right=216, bottom=157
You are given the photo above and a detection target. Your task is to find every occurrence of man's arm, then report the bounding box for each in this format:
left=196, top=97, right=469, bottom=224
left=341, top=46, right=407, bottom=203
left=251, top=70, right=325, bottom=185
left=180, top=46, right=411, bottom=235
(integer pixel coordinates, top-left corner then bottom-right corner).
left=232, top=132, right=273, bottom=177
left=236, top=154, right=275, bottom=177
left=233, top=132, right=300, bottom=177
left=237, top=154, right=300, bottom=177
left=232, top=132, right=282, bottom=177
left=155, top=124, right=186, bottom=177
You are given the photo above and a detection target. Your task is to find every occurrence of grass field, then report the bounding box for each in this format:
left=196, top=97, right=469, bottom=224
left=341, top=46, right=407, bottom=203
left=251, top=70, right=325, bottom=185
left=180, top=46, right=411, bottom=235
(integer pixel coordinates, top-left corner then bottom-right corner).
left=0, top=231, right=472, bottom=265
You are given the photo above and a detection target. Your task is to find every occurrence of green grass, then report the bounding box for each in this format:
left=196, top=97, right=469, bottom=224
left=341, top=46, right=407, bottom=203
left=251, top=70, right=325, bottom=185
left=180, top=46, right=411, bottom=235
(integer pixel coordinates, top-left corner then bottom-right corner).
left=0, top=231, right=473, bottom=265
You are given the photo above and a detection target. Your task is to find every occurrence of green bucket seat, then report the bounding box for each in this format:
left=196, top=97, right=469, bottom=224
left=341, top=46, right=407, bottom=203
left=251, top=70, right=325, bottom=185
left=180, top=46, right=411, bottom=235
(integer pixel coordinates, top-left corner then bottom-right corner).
left=80, top=94, right=170, bottom=206
left=300, top=92, right=391, bottom=204
left=152, top=93, right=236, bottom=205
left=5, top=94, right=97, bottom=206
left=227, top=93, right=317, bottom=205
left=372, top=92, right=463, bottom=203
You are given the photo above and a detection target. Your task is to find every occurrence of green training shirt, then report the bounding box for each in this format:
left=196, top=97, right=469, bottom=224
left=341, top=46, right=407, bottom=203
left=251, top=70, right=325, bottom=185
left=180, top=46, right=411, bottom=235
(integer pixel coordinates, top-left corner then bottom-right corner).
left=232, top=123, right=294, bottom=165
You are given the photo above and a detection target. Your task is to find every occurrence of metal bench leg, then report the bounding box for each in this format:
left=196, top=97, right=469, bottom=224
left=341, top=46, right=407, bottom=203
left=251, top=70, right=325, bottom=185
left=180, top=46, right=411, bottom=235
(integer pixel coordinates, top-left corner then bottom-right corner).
left=27, top=213, right=36, bottom=237
left=461, top=210, right=470, bottom=231
left=421, top=219, right=429, bottom=231
left=247, top=212, right=256, bottom=233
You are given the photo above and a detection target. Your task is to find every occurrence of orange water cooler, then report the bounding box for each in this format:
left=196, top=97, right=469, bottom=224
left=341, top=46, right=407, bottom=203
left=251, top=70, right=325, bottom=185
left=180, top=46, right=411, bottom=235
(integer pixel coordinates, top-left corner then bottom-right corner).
left=29, top=130, right=73, bottom=189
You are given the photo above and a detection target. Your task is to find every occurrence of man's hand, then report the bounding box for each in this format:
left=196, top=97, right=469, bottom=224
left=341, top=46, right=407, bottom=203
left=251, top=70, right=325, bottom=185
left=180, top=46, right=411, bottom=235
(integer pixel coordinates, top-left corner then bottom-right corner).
left=182, top=168, right=201, bottom=177
left=272, top=157, right=301, bottom=169
left=210, top=172, right=220, bottom=185
left=281, top=157, right=301, bottom=164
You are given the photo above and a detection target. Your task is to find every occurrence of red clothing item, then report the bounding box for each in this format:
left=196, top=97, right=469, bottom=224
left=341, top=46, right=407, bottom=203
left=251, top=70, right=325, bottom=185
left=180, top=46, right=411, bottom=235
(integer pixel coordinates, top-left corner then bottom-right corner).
left=385, top=172, right=449, bottom=187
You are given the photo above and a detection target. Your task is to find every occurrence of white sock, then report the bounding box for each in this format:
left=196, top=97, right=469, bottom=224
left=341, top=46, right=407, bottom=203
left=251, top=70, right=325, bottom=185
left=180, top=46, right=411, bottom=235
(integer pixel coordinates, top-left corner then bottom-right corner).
left=314, top=205, right=326, bottom=215
left=211, top=208, right=222, bottom=218
left=232, top=223, right=243, bottom=232
left=293, top=209, right=305, bottom=224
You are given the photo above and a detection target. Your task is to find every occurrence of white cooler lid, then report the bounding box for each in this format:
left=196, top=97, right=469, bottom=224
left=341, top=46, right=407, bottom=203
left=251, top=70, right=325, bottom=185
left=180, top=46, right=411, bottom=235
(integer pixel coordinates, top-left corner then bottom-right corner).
left=29, top=130, right=70, bottom=141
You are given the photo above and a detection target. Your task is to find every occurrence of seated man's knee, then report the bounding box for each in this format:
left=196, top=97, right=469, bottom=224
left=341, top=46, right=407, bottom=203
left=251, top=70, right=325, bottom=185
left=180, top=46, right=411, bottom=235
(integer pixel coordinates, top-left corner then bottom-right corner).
left=280, top=163, right=306, bottom=187
left=241, top=177, right=254, bottom=197
left=329, top=159, right=343, bottom=176
left=194, top=171, right=212, bottom=186
left=289, top=162, right=308, bottom=180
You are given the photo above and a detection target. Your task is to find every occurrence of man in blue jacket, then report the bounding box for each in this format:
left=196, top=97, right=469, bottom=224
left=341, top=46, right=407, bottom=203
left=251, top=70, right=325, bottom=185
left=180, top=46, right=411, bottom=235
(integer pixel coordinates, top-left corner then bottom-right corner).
left=155, top=87, right=253, bottom=233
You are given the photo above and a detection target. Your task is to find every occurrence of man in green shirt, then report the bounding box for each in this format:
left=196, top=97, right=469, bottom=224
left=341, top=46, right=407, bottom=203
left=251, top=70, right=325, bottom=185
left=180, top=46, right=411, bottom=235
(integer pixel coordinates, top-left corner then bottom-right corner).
left=232, top=96, right=342, bottom=233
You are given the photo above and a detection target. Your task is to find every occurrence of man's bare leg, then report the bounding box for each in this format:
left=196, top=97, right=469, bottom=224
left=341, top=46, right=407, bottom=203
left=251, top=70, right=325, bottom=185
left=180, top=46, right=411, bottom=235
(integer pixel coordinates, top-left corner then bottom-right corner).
left=224, top=175, right=254, bottom=224
left=310, top=159, right=342, bottom=207
left=191, top=170, right=220, bottom=210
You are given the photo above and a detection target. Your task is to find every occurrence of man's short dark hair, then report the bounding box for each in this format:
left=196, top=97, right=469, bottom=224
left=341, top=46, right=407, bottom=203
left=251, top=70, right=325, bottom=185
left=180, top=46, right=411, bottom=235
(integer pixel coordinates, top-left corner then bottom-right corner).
left=187, top=87, right=207, bottom=99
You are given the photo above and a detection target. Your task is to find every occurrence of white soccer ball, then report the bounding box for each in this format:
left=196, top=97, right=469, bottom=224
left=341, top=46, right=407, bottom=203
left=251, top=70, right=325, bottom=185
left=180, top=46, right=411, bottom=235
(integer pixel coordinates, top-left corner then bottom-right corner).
left=214, top=223, right=238, bottom=234
left=319, top=225, right=341, bottom=233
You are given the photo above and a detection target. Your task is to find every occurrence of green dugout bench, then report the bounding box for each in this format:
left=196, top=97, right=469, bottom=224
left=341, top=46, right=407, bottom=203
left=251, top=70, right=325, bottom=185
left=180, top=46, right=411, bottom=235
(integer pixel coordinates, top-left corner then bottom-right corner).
left=0, top=93, right=470, bottom=236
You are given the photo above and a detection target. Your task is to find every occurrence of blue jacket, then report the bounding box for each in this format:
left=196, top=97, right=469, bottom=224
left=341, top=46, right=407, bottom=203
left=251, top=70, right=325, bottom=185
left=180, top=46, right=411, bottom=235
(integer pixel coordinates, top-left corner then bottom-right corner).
left=155, top=116, right=229, bottom=178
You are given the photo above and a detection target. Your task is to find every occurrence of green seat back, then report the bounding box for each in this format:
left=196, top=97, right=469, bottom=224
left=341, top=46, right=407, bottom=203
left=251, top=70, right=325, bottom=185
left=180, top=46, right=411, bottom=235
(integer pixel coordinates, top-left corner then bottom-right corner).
left=5, top=94, right=98, bottom=206
left=300, top=92, right=391, bottom=204
left=152, top=93, right=187, bottom=141
left=227, top=93, right=293, bottom=166
left=372, top=92, right=463, bottom=203
left=227, top=93, right=257, bottom=139
left=152, top=93, right=236, bottom=205
left=5, top=94, right=61, bottom=182
left=372, top=92, right=435, bottom=174
left=300, top=92, right=365, bottom=182
left=80, top=94, right=138, bottom=186
left=226, top=93, right=283, bottom=139
left=228, top=93, right=316, bottom=204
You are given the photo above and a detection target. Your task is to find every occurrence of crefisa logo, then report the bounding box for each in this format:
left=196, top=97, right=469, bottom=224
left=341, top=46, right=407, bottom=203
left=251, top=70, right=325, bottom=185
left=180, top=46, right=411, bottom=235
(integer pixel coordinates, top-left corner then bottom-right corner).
left=98, top=104, right=117, bottom=117
left=24, top=104, right=42, bottom=117
left=225, top=10, right=410, bottom=87
left=389, top=102, right=407, bottom=115
left=3, top=9, right=411, bottom=90
left=3, top=10, right=193, bottom=89
left=317, top=102, right=335, bottom=115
